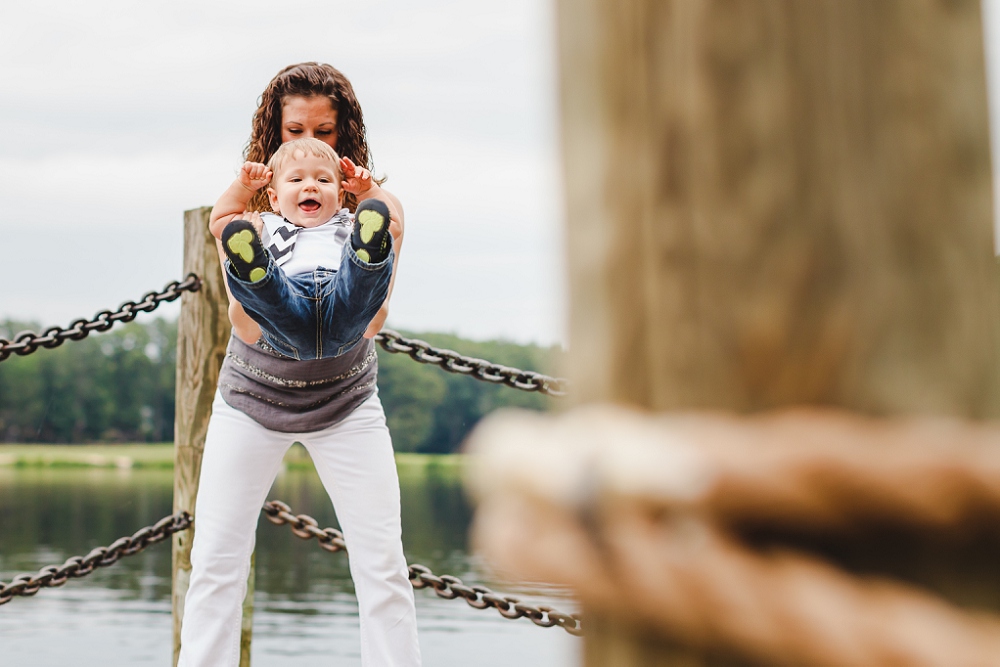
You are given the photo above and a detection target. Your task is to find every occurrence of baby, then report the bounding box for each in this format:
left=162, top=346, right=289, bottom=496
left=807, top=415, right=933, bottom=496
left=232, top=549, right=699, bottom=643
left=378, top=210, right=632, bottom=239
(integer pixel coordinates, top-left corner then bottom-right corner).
left=209, top=138, right=397, bottom=360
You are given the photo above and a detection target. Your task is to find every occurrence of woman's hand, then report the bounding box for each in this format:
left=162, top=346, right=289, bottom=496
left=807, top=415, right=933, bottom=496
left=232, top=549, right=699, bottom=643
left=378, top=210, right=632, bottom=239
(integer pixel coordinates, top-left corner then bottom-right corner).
left=363, top=305, right=389, bottom=339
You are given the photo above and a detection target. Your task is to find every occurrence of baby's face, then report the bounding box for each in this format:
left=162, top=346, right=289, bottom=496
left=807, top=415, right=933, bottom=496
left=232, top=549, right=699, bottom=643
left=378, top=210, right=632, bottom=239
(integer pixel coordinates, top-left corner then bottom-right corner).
left=267, top=152, right=343, bottom=227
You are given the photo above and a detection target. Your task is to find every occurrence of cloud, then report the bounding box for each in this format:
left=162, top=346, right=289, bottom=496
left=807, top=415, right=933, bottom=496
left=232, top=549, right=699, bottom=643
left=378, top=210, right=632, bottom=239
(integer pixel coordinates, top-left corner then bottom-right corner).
left=0, top=0, right=566, bottom=345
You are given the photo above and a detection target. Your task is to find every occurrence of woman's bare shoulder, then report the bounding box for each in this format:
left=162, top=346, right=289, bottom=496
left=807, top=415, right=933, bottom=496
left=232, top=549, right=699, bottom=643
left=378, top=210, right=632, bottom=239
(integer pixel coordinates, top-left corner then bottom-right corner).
left=380, top=188, right=405, bottom=227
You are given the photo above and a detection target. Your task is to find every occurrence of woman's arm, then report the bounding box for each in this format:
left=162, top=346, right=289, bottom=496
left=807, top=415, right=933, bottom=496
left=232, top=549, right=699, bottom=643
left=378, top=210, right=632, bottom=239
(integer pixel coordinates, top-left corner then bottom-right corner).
left=214, top=203, right=264, bottom=345
left=362, top=187, right=403, bottom=338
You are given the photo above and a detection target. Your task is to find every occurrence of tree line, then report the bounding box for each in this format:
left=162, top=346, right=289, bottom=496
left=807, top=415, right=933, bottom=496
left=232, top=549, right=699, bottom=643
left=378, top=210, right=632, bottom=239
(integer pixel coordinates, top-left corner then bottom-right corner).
left=0, top=319, right=561, bottom=453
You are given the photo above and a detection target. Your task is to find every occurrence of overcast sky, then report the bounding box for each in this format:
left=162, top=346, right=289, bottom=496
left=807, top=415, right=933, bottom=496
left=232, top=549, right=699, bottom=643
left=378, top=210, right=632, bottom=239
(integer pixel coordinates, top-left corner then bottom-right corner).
left=0, top=0, right=566, bottom=346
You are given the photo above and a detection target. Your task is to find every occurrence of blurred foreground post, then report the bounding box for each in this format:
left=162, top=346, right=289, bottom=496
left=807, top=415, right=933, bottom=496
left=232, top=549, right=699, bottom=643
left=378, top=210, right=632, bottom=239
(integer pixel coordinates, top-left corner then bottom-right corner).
left=172, top=208, right=252, bottom=665
left=469, top=1, right=1000, bottom=665
left=559, top=0, right=999, bottom=412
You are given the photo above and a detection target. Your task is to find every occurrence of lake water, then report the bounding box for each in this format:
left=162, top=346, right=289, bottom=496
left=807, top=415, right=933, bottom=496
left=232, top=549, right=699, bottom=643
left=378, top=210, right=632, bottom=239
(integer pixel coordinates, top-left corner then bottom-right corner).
left=0, top=460, right=580, bottom=666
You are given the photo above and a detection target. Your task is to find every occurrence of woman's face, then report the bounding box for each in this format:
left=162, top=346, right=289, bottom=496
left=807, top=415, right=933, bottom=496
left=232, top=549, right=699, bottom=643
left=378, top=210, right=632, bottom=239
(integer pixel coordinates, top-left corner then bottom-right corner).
left=280, top=95, right=339, bottom=149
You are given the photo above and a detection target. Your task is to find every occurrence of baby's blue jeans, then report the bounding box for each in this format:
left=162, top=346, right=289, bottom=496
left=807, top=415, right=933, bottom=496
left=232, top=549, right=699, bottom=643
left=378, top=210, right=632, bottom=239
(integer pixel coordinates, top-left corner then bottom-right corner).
left=225, top=244, right=393, bottom=360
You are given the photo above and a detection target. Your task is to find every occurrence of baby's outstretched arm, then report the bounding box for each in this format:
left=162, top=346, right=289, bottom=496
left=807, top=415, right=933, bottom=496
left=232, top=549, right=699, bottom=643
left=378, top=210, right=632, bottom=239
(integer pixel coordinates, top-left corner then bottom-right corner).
left=339, top=156, right=405, bottom=339
left=210, top=163, right=270, bottom=345
left=209, top=162, right=272, bottom=239
left=214, top=209, right=266, bottom=345
left=340, top=157, right=402, bottom=240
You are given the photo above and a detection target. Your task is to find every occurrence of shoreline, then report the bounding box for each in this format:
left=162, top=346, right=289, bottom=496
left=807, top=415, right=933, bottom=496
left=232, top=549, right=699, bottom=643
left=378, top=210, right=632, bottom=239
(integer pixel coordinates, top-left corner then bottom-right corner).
left=0, top=444, right=462, bottom=470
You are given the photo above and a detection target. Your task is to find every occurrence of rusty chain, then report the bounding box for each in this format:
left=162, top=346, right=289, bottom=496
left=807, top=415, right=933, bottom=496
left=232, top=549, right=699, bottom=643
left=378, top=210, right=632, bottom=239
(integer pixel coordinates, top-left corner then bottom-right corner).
left=0, top=511, right=192, bottom=606
left=263, top=499, right=348, bottom=553
left=3, top=501, right=582, bottom=636
left=0, top=277, right=565, bottom=398
left=373, top=329, right=569, bottom=397
left=0, top=274, right=202, bottom=362
left=262, top=500, right=582, bottom=636
left=407, top=564, right=583, bottom=636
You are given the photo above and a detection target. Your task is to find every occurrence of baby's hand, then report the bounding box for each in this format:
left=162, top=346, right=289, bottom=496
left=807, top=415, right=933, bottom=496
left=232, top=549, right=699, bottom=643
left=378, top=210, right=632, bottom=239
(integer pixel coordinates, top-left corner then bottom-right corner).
left=239, top=162, right=272, bottom=192
left=340, top=156, right=374, bottom=195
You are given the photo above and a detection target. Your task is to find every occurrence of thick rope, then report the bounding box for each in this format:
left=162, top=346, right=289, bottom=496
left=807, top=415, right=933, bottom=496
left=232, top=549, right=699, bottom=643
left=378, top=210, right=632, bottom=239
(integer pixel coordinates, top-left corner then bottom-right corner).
left=473, top=496, right=1000, bottom=666
left=467, top=406, right=1000, bottom=665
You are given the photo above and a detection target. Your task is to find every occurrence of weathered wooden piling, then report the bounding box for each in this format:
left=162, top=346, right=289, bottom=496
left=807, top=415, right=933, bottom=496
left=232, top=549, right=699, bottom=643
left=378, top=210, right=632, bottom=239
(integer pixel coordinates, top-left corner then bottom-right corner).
left=557, top=0, right=1000, bottom=413
left=172, top=207, right=253, bottom=666
left=469, top=0, right=1000, bottom=664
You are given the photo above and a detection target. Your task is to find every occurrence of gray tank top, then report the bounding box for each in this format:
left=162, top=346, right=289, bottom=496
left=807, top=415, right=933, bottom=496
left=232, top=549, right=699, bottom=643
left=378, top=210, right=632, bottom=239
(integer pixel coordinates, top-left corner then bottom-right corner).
left=218, top=334, right=378, bottom=433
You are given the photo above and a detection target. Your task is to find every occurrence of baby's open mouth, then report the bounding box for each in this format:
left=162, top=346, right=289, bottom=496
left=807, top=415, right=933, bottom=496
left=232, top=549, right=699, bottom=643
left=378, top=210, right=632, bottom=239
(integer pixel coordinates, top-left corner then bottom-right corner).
left=299, top=199, right=321, bottom=212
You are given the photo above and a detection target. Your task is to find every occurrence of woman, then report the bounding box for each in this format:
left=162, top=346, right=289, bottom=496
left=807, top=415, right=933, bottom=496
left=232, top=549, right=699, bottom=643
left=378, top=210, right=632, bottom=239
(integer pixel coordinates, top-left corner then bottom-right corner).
left=178, top=62, right=420, bottom=667
left=230, top=61, right=403, bottom=346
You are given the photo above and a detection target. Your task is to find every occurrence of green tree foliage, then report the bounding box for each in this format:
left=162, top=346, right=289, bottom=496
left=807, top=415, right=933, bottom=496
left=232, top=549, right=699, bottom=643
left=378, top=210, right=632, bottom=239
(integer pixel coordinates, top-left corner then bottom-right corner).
left=0, top=319, right=177, bottom=442
left=376, top=332, right=562, bottom=453
left=0, top=320, right=561, bottom=451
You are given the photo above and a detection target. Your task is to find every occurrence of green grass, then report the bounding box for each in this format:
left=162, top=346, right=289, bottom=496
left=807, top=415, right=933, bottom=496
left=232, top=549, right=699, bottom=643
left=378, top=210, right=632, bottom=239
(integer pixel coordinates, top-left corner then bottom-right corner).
left=280, top=443, right=464, bottom=476
left=0, top=443, right=464, bottom=471
left=0, top=443, right=175, bottom=469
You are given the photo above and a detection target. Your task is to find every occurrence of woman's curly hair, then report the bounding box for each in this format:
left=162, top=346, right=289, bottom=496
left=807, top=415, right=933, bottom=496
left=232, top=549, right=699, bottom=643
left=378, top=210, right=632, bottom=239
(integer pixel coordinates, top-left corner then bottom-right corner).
left=245, top=62, right=375, bottom=212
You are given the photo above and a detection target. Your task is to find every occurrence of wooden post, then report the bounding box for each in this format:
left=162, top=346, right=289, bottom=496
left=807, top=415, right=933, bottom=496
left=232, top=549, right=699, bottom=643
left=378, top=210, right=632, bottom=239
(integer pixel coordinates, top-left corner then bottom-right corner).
left=172, top=207, right=253, bottom=665
left=550, top=0, right=1000, bottom=663
left=558, top=0, right=1000, bottom=415
left=240, top=552, right=256, bottom=660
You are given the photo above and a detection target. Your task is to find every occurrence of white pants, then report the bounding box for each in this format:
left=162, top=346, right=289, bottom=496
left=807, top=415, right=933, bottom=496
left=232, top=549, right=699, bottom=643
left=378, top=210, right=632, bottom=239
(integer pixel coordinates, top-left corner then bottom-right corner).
left=178, top=391, right=421, bottom=666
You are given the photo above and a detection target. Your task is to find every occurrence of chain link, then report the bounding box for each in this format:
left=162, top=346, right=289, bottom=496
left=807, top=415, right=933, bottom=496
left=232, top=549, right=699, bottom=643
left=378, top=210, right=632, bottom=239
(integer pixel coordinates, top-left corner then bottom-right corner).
left=262, top=500, right=582, bottom=636
left=4, top=501, right=582, bottom=635
left=0, top=274, right=202, bottom=362
left=0, top=511, right=192, bottom=606
left=0, top=279, right=566, bottom=400
left=262, top=499, right=347, bottom=553
left=407, top=564, right=583, bottom=635
left=373, top=330, right=569, bottom=397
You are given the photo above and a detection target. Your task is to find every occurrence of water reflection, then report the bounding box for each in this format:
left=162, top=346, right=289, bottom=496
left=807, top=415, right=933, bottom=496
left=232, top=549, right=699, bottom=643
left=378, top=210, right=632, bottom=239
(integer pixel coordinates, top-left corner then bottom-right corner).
left=0, top=459, right=578, bottom=666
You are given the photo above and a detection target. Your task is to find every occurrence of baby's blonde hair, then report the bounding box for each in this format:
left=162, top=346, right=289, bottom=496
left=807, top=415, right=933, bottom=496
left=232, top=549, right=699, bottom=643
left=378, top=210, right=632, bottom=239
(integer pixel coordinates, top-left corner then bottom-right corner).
left=267, top=138, right=342, bottom=180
